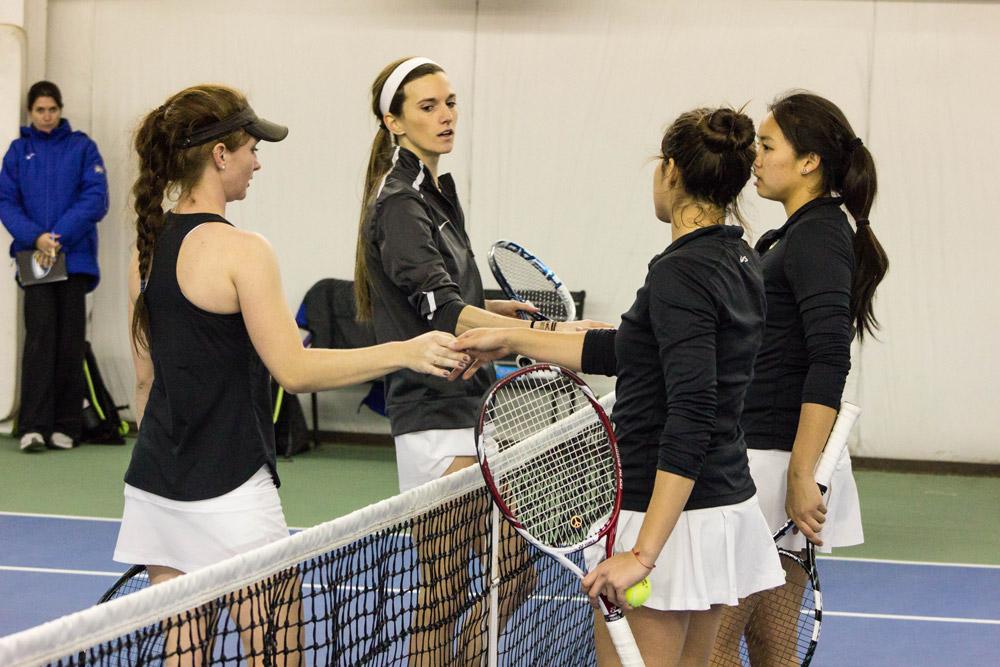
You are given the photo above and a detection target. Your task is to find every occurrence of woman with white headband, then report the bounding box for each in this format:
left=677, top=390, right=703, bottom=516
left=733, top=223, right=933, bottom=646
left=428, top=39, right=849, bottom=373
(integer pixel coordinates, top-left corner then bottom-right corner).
left=353, top=56, right=606, bottom=665
left=354, top=58, right=610, bottom=498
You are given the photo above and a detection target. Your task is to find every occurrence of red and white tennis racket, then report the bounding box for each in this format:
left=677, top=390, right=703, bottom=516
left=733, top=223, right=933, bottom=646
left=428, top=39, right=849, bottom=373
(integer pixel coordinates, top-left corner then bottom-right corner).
left=476, top=364, right=644, bottom=666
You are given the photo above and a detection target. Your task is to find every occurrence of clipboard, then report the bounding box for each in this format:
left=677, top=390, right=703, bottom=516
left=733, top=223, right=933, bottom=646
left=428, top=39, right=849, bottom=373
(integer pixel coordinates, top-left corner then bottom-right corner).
left=15, top=250, right=68, bottom=286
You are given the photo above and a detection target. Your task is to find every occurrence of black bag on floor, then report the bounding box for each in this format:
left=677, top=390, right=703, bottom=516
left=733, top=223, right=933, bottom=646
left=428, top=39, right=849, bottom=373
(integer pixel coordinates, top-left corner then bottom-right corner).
left=271, top=380, right=312, bottom=458
left=82, top=342, right=129, bottom=444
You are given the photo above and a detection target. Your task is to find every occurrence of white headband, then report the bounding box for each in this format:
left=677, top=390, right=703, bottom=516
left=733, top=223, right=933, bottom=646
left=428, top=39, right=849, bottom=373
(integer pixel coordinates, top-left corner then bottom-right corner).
left=379, top=57, right=440, bottom=118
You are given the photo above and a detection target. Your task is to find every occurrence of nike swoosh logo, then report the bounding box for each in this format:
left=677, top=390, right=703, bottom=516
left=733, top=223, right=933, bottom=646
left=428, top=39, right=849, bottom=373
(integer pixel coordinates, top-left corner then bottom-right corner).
left=438, top=220, right=450, bottom=230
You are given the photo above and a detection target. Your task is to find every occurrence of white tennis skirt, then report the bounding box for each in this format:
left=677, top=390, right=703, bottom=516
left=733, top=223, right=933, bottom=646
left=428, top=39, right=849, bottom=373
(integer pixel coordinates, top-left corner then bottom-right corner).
left=584, top=495, right=786, bottom=611
left=394, top=427, right=476, bottom=492
left=747, top=448, right=864, bottom=553
left=113, top=465, right=289, bottom=573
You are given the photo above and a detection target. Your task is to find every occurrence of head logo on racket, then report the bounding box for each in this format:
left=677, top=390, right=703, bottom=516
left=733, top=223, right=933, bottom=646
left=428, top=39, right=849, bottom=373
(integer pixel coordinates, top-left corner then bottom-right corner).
left=488, top=240, right=577, bottom=322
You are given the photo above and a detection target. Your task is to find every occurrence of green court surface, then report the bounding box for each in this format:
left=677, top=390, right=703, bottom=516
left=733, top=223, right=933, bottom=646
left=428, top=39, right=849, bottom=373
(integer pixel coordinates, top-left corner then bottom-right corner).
left=1, top=435, right=998, bottom=565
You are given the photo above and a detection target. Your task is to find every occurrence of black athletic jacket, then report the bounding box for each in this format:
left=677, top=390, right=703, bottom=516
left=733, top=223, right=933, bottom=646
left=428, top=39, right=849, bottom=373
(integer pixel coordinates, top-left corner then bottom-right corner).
left=742, top=197, right=854, bottom=451
left=581, top=225, right=764, bottom=511
left=361, top=148, right=494, bottom=436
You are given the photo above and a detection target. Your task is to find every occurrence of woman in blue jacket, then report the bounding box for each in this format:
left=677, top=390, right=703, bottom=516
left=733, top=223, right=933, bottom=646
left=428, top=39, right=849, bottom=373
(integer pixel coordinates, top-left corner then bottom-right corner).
left=0, top=81, right=109, bottom=452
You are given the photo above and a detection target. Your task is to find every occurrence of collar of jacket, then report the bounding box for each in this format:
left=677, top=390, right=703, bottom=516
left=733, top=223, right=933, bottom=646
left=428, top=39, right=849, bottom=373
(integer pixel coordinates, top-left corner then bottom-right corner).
left=754, top=196, right=843, bottom=253
left=777, top=196, right=843, bottom=235
left=22, top=118, right=73, bottom=142
left=648, top=224, right=743, bottom=268
left=393, top=146, right=457, bottom=198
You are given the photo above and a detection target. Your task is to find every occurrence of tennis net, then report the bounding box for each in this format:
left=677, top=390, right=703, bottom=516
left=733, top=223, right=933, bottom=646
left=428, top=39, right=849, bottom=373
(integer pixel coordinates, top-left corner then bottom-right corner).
left=0, top=393, right=616, bottom=667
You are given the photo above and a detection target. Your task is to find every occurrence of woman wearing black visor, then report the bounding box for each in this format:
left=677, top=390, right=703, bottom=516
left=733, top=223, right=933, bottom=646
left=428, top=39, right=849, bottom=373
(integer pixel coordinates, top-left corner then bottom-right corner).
left=112, top=85, right=466, bottom=664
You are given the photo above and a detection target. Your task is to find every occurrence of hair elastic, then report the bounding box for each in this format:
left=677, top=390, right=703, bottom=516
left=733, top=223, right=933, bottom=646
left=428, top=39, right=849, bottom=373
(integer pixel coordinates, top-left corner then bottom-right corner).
left=856, top=218, right=870, bottom=228
left=849, top=136, right=864, bottom=151
left=379, top=57, right=440, bottom=117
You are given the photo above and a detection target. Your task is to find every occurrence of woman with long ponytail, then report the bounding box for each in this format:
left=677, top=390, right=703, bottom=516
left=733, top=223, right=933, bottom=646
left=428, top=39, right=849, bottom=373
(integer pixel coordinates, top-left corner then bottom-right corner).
left=113, top=85, right=466, bottom=665
left=354, top=57, right=607, bottom=665
left=715, top=91, right=889, bottom=662
left=354, top=57, right=608, bottom=492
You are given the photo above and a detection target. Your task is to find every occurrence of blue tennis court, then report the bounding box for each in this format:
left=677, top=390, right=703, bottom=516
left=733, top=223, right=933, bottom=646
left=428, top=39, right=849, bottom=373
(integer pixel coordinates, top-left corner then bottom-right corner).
left=2, top=512, right=998, bottom=665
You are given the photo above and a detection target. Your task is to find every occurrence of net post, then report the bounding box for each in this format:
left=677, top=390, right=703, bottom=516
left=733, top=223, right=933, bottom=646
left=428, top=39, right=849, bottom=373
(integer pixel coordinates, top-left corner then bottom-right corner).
left=488, top=502, right=500, bottom=667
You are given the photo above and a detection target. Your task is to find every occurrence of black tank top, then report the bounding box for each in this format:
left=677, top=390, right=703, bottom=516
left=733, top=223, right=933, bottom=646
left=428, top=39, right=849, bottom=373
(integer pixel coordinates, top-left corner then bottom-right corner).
left=124, top=212, right=278, bottom=501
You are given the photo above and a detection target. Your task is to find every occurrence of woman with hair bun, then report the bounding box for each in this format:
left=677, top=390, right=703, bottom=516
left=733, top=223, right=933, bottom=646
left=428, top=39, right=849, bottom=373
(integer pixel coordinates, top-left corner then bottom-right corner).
left=717, top=91, right=889, bottom=662
left=112, top=86, right=466, bottom=663
left=453, top=107, right=785, bottom=665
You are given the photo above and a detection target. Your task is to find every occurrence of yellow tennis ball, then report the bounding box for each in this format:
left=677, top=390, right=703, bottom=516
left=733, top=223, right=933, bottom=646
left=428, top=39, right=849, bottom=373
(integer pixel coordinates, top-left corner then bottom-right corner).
left=625, top=577, right=651, bottom=608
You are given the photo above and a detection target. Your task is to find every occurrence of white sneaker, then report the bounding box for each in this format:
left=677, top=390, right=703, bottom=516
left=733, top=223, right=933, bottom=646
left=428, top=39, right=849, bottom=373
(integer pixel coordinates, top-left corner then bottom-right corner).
left=19, top=432, right=45, bottom=452
left=50, top=432, right=74, bottom=449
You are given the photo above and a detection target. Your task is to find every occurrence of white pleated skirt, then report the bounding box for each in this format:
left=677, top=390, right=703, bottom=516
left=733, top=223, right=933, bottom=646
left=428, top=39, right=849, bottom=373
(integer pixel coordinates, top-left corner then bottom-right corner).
left=394, top=427, right=476, bottom=492
left=747, top=448, right=864, bottom=553
left=584, top=495, right=786, bottom=611
left=113, top=465, right=289, bottom=573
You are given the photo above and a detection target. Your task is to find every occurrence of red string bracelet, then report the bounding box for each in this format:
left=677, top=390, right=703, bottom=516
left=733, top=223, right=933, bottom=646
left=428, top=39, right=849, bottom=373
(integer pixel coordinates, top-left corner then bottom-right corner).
left=632, top=549, right=656, bottom=570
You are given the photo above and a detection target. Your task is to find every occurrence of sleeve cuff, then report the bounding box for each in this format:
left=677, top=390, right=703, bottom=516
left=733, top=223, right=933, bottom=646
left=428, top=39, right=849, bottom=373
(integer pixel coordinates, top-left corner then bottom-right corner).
left=581, top=328, right=617, bottom=376
left=429, top=297, right=467, bottom=334
left=799, top=390, right=843, bottom=410
left=656, top=435, right=709, bottom=481
left=656, top=458, right=701, bottom=481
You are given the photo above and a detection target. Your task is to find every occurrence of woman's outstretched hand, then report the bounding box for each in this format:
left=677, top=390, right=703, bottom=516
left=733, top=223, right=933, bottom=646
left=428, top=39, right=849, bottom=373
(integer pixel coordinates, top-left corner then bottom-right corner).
left=402, top=331, right=472, bottom=379
left=447, top=329, right=514, bottom=380
left=485, top=299, right=541, bottom=319
left=555, top=319, right=615, bottom=331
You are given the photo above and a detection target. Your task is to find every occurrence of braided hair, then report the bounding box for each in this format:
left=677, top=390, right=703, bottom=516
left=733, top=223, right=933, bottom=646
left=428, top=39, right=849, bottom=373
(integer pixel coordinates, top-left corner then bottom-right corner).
left=130, top=85, right=252, bottom=351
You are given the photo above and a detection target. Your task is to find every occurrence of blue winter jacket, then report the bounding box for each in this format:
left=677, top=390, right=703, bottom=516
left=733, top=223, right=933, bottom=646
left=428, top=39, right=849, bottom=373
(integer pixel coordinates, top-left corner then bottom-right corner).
left=0, top=119, right=109, bottom=291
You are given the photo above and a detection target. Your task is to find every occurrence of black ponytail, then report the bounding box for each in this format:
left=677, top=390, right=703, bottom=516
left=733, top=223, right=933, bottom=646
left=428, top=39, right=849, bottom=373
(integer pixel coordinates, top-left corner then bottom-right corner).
left=771, top=91, right=889, bottom=340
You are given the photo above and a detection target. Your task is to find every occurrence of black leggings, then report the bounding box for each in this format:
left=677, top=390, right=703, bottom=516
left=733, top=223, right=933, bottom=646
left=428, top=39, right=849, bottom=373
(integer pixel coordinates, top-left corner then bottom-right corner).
left=18, top=274, right=88, bottom=438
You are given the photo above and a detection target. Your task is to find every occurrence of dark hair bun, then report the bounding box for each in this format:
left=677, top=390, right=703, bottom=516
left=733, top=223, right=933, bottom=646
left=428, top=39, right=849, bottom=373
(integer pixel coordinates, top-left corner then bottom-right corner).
left=700, top=108, right=755, bottom=153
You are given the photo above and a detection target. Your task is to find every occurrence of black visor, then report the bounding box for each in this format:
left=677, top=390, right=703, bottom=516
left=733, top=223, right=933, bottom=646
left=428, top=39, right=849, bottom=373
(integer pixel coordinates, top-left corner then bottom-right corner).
left=177, top=106, right=288, bottom=149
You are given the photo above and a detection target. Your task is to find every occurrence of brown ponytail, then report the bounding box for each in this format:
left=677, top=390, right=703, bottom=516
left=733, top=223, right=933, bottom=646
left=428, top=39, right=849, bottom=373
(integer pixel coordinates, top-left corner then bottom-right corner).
left=130, top=85, right=253, bottom=351
left=770, top=91, right=889, bottom=340
left=354, top=58, right=444, bottom=321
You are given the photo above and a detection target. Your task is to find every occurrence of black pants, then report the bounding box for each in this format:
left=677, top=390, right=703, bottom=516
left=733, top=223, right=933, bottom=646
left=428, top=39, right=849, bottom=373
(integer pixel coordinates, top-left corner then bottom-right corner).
left=18, top=274, right=88, bottom=439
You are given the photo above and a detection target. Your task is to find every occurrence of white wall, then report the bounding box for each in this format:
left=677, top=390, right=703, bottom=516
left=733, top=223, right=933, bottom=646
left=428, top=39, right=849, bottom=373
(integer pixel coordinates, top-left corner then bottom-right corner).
left=856, top=1, right=1000, bottom=462
left=0, top=0, right=29, bottom=423
left=10, top=0, right=996, bottom=461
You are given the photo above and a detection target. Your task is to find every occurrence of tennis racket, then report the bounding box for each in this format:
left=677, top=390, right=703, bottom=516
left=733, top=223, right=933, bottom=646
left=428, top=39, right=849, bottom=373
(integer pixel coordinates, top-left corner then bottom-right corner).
left=99, top=564, right=150, bottom=603
left=487, top=240, right=576, bottom=322
left=97, top=565, right=164, bottom=662
left=712, top=401, right=861, bottom=667
left=476, top=364, right=644, bottom=667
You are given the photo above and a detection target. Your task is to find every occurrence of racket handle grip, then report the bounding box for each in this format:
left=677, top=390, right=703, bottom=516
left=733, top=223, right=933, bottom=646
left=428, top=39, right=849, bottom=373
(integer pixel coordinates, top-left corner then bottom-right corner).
left=813, top=402, right=862, bottom=489
left=605, top=614, right=645, bottom=666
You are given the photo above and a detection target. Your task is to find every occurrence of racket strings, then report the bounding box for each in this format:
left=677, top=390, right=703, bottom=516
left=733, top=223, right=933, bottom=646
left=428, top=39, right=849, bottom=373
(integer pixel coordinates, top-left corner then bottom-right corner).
left=492, top=248, right=573, bottom=320
left=711, top=552, right=818, bottom=666
left=98, top=569, right=166, bottom=662
left=482, top=370, right=617, bottom=549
